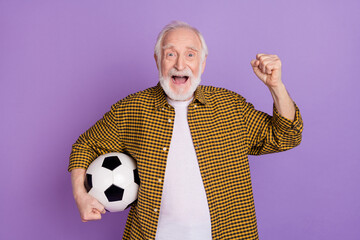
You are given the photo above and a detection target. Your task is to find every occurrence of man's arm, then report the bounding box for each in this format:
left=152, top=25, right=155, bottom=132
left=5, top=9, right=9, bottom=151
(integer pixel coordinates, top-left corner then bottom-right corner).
left=240, top=53, right=303, bottom=155
left=268, top=83, right=295, bottom=121
left=251, top=53, right=295, bottom=121
left=69, top=101, right=125, bottom=221
left=71, top=169, right=106, bottom=222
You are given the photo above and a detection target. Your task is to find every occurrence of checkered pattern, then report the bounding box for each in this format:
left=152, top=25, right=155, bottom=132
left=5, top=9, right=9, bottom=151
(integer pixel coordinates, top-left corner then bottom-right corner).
left=69, top=83, right=303, bottom=240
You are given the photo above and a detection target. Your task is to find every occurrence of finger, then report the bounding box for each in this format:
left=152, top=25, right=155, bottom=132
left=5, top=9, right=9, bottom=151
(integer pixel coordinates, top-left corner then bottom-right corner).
left=258, top=61, right=268, bottom=74
left=260, top=56, right=280, bottom=72
left=257, top=53, right=278, bottom=60
left=253, top=67, right=262, bottom=77
left=93, top=201, right=106, bottom=214
left=256, top=55, right=275, bottom=66
left=260, top=60, right=276, bottom=74
left=82, top=214, right=100, bottom=222
left=265, top=64, right=273, bottom=74
left=81, top=208, right=102, bottom=222
left=258, top=55, right=276, bottom=64
left=250, top=59, right=259, bottom=68
left=256, top=53, right=266, bottom=60
left=258, top=57, right=271, bottom=72
left=263, top=60, right=281, bottom=72
left=254, top=62, right=268, bottom=75
left=256, top=54, right=280, bottom=63
left=252, top=66, right=267, bottom=80
left=90, top=209, right=102, bottom=220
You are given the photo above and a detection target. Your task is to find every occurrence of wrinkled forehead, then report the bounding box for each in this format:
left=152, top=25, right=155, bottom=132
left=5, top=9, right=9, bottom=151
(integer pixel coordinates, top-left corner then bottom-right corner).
left=161, top=27, right=202, bottom=51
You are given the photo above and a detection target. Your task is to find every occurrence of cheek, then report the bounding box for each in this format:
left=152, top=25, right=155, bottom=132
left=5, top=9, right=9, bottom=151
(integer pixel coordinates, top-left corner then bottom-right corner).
left=190, top=62, right=201, bottom=76
left=161, top=61, right=172, bottom=76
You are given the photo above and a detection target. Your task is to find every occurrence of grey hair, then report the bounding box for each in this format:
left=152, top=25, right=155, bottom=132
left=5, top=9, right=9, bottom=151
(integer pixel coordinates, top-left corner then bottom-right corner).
left=154, top=21, right=208, bottom=67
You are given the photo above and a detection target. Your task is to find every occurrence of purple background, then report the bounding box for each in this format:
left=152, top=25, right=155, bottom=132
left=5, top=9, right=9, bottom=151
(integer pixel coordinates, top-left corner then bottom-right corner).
left=1, top=0, right=359, bottom=239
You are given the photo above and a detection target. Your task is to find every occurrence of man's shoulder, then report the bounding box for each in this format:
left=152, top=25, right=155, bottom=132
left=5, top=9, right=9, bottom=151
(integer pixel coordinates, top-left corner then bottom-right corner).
left=112, top=85, right=158, bottom=109
left=125, top=85, right=158, bottom=101
left=198, top=85, right=246, bottom=103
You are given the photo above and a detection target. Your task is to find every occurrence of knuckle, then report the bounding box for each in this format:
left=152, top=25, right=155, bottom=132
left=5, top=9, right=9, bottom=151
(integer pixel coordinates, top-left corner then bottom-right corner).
left=81, top=213, right=98, bottom=222
left=257, top=54, right=265, bottom=60
left=81, top=213, right=89, bottom=221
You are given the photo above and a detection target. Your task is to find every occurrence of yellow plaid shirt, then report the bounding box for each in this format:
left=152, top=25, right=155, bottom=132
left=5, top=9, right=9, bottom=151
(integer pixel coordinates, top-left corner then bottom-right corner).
left=69, top=83, right=303, bottom=239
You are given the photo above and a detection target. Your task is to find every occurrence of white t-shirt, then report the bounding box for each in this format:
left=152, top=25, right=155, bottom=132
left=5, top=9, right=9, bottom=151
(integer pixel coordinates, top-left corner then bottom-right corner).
left=155, top=98, right=212, bottom=240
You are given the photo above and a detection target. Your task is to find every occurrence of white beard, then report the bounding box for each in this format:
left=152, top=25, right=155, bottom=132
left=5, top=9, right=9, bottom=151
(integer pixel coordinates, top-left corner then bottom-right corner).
left=159, top=67, right=202, bottom=101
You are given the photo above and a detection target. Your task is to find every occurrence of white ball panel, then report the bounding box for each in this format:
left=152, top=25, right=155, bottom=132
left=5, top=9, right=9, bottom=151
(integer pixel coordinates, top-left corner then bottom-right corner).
left=112, top=165, right=133, bottom=187
left=88, top=188, right=109, bottom=208
left=105, top=200, right=129, bottom=212
left=91, top=168, right=113, bottom=190
left=122, top=183, right=139, bottom=204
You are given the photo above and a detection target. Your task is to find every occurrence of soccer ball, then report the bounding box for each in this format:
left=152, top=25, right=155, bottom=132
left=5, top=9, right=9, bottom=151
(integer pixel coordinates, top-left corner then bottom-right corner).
left=85, top=152, right=140, bottom=212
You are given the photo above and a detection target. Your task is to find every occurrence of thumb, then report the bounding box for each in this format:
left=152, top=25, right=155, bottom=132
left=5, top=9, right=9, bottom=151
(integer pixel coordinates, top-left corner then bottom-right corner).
left=252, top=66, right=263, bottom=76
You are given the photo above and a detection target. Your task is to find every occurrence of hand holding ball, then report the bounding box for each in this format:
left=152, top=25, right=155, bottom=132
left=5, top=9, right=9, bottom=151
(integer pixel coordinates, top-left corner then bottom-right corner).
left=85, top=152, right=140, bottom=212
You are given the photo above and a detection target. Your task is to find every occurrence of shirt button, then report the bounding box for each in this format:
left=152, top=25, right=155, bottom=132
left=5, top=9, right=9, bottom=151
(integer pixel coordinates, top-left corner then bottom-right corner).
left=163, top=147, right=167, bottom=151
left=162, top=108, right=165, bottom=111
left=154, top=208, right=158, bottom=212
left=168, top=119, right=171, bottom=123
left=158, top=178, right=162, bottom=183
left=194, top=104, right=197, bottom=108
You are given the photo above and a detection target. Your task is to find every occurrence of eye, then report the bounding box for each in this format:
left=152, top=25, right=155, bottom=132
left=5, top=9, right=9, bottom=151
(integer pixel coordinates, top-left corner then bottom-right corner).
left=188, top=53, right=194, bottom=57
left=166, top=52, right=175, bottom=58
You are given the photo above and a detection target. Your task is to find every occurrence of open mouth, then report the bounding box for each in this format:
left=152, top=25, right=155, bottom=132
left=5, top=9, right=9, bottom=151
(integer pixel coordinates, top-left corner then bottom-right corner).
left=171, top=75, right=189, bottom=84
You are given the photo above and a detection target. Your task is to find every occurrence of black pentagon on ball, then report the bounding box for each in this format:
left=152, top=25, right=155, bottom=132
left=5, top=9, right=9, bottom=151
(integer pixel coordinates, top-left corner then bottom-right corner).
left=84, top=173, right=93, bottom=192
left=105, top=184, right=124, bottom=202
left=102, top=156, right=122, bottom=171
left=133, top=169, right=140, bottom=185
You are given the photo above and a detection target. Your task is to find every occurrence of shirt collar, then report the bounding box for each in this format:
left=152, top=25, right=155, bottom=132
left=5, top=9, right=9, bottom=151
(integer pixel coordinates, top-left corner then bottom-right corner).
left=193, top=85, right=207, bottom=105
left=153, top=82, right=207, bottom=110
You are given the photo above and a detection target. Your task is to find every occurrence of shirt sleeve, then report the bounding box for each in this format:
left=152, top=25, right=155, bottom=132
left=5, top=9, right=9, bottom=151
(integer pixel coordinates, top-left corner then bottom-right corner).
left=68, top=101, right=125, bottom=171
left=240, top=96, right=303, bottom=155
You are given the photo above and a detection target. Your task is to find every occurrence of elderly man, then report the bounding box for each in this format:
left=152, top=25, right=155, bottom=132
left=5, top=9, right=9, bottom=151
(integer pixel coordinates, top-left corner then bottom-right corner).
left=69, top=21, right=303, bottom=240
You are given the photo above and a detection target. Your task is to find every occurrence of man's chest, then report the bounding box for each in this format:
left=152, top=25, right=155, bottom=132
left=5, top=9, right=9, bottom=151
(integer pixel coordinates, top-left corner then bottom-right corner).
left=123, top=104, right=250, bottom=186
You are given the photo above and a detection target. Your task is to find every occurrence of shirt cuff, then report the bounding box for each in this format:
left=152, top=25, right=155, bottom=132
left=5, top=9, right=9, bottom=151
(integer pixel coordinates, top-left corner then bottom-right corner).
left=272, top=102, right=303, bottom=133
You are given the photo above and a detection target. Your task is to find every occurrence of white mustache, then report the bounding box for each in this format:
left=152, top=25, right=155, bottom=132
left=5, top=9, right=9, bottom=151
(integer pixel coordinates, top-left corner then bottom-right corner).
left=168, top=68, right=193, bottom=78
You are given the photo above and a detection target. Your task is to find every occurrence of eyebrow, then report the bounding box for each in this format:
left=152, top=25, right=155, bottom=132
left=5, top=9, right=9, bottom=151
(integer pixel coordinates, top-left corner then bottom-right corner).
left=162, top=44, right=200, bottom=52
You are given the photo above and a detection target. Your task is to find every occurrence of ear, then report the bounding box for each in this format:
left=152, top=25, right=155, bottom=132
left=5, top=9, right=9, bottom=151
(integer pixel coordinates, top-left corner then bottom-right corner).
left=201, top=56, right=207, bottom=74
left=154, top=54, right=159, bottom=70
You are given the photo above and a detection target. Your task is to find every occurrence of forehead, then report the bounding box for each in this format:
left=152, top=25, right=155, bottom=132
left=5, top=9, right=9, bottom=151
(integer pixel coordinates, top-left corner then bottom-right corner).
left=162, top=27, right=202, bottom=50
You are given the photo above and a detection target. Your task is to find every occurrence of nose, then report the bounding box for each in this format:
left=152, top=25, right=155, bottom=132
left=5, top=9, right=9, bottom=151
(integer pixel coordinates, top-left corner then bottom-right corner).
left=175, top=56, right=185, bottom=71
